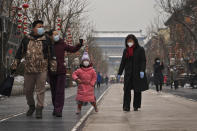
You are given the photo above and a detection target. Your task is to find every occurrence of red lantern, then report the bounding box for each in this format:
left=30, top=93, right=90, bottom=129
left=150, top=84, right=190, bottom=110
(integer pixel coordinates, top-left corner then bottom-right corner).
left=23, top=26, right=28, bottom=30
left=23, top=17, right=27, bottom=20
left=22, top=3, right=29, bottom=9
left=12, top=6, right=17, bottom=10
left=58, top=28, right=61, bottom=31
left=18, top=25, right=22, bottom=29
left=57, top=18, right=61, bottom=22
left=18, top=7, right=22, bottom=10
left=24, top=31, right=27, bottom=35
left=57, top=23, right=61, bottom=26
left=23, top=22, right=28, bottom=25
left=18, top=13, right=22, bottom=17
left=18, top=19, right=23, bottom=23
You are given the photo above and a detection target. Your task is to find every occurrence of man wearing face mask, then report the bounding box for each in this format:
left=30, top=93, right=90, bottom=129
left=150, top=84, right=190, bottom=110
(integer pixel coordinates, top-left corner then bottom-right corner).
left=46, top=30, right=83, bottom=117
left=10, top=20, right=56, bottom=119
left=153, top=58, right=164, bottom=92
left=118, top=34, right=149, bottom=112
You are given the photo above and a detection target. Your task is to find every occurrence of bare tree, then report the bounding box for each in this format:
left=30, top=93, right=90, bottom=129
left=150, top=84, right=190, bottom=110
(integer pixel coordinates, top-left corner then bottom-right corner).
left=0, top=0, right=24, bottom=81
left=0, top=0, right=106, bottom=80
left=146, top=16, right=171, bottom=74
left=156, top=0, right=197, bottom=43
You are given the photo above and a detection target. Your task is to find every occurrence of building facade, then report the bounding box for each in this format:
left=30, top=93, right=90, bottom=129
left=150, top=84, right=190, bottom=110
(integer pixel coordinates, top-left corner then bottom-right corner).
left=164, top=1, right=197, bottom=74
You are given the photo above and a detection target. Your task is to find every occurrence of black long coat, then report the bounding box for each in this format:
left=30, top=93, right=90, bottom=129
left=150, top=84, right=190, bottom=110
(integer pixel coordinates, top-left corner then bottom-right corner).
left=118, top=45, right=149, bottom=92
left=153, top=63, right=164, bottom=85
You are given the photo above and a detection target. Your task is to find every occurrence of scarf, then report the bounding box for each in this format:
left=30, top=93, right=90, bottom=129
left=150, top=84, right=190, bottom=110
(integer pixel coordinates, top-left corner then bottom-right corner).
left=126, top=45, right=135, bottom=58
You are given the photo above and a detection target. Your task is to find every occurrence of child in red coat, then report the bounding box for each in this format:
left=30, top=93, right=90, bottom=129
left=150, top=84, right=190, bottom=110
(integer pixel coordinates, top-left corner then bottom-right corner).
left=72, top=52, right=98, bottom=114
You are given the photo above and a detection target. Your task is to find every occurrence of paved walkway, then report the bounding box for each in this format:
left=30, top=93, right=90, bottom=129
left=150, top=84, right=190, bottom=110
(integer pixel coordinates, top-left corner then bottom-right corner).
left=0, top=85, right=109, bottom=131
left=83, top=84, right=197, bottom=131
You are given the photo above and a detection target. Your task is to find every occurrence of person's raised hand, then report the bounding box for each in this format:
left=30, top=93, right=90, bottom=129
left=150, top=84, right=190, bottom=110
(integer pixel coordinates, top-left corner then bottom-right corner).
left=79, top=39, right=84, bottom=45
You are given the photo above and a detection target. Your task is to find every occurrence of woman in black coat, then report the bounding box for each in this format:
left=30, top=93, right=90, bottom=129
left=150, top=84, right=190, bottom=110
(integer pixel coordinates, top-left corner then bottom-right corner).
left=118, top=34, right=149, bottom=112
left=153, top=58, right=164, bottom=92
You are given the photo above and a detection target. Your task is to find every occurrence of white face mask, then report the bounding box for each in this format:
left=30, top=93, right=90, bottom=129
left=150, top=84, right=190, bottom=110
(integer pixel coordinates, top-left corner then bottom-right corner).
left=53, top=35, right=60, bottom=42
left=83, top=61, right=90, bottom=67
left=37, top=28, right=45, bottom=35
left=127, top=42, right=134, bottom=47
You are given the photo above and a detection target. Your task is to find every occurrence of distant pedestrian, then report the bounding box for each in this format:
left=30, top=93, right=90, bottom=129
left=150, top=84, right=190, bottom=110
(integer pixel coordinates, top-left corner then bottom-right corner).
left=72, top=52, right=98, bottom=114
left=97, top=72, right=102, bottom=88
left=164, top=75, right=167, bottom=85
left=170, top=68, right=173, bottom=89
left=46, top=30, right=83, bottom=117
left=105, top=75, right=109, bottom=86
left=172, top=67, right=179, bottom=90
left=118, top=34, right=149, bottom=112
left=153, top=58, right=164, bottom=92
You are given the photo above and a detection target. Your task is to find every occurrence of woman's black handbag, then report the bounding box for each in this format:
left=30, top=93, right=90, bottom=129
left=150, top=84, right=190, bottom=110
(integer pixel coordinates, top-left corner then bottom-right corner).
left=0, top=75, right=14, bottom=97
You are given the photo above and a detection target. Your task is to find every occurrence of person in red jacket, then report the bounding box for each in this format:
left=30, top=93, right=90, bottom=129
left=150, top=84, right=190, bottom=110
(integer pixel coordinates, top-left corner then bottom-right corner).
left=72, top=52, right=98, bottom=114
left=46, top=30, right=83, bottom=117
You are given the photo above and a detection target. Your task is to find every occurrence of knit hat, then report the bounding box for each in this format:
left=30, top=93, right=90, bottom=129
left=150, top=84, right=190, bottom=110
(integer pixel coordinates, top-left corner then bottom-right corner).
left=81, top=52, right=90, bottom=61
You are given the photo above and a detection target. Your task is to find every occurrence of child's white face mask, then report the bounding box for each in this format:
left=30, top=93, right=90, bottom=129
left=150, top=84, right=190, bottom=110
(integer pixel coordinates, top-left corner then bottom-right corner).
left=83, top=61, right=90, bottom=67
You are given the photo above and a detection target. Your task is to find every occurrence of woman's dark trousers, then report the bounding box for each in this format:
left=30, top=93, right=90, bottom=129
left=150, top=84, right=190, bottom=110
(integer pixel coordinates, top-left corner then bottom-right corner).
left=123, top=86, right=141, bottom=110
left=49, top=74, right=66, bottom=113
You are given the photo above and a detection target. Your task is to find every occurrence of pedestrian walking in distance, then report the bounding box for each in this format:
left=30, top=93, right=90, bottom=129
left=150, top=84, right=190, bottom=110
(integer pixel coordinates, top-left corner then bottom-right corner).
left=118, top=34, right=149, bottom=112
left=46, top=30, right=83, bottom=117
left=72, top=52, right=98, bottom=114
left=172, top=67, right=179, bottom=90
left=10, top=20, right=56, bottom=119
left=105, top=75, right=109, bottom=86
left=97, top=72, right=102, bottom=88
left=153, top=58, right=164, bottom=92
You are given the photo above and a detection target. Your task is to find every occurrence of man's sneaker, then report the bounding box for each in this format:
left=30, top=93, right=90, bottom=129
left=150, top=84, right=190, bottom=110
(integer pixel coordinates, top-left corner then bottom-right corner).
left=35, top=106, right=43, bottom=119
left=55, top=112, right=62, bottom=117
left=26, top=105, right=35, bottom=116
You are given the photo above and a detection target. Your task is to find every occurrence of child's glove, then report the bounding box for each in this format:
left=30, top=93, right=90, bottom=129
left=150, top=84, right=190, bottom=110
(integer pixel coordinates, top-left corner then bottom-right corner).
left=76, top=79, right=82, bottom=84
left=140, top=72, right=144, bottom=79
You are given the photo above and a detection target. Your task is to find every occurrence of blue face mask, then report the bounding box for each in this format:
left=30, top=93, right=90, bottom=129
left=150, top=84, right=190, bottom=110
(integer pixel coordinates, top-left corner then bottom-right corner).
left=53, top=35, right=60, bottom=42
left=37, top=28, right=45, bottom=35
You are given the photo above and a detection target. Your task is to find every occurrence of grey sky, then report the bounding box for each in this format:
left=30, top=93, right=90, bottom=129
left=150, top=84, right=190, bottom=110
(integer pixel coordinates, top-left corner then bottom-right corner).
left=88, top=0, right=158, bottom=32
